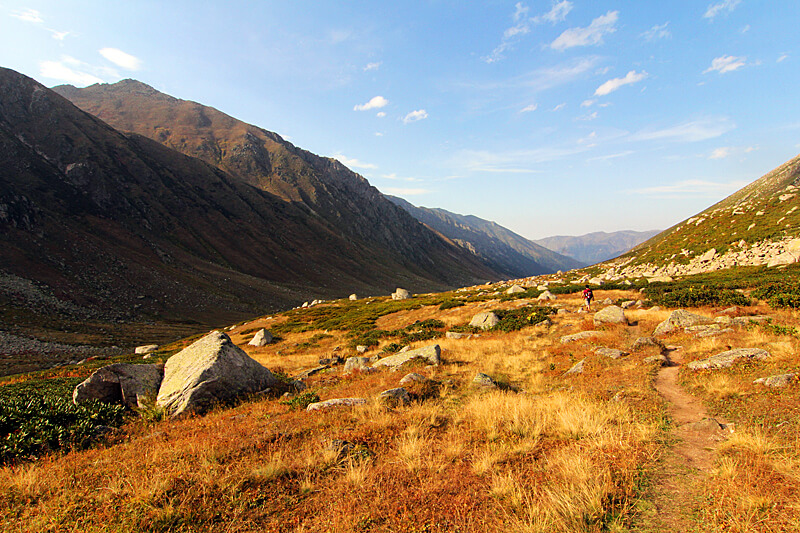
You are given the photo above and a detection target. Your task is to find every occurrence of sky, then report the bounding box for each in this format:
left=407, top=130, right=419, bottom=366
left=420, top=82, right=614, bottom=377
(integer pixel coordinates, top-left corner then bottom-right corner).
left=1, top=1, right=799, bottom=240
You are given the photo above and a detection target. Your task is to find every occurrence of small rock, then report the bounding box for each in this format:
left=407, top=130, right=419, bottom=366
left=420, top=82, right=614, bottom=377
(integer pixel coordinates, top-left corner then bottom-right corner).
left=469, top=312, right=500, bottom=330
left=135, top=344, right=159, bottom=355
left=392, top=288, right=411, bottom=300
left=686, top=348, right=770, bottom=370
left=343, top=356, right=371, bottom=373
left=560, top=331, right=600, bottom=344
left=356, top=345, right=368, bottom=354
left=349, top=294, right=358, bottom=301
left=472, top=373, right=499, bottom=388
left=307, top=398, right=367, bottom=411
left=654, top=309, right=712, bottom=336
left=632, top=337, right=664, bottom=351
left=643, top=354, right=670, bottom=366
left=506, top=284, right=525, bottom=295
left=753, top=373, right=797, bottom=388
left=620, top=300, right=636, bottom=309
left=248, top=329, right=273, bottom=347
left=373, top=344, right=441, bottom=369
left=565, top=359, right=586, bottom=375
left=446, top=331, right=470, bottom=340
left=379, top=387, right=410, bottom=406
left=399, top=372, right=427, bottom=385
left=595, top=347, right=628, bottom=359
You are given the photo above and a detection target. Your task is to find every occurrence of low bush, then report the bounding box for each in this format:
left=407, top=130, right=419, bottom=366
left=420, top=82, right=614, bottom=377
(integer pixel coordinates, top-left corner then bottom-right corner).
left=0, top=378, right=127, bottom=463
left=280, top=391, right=320, bottom=410
left=643, top=284, right=750, bottom=308
left=438, top=299, right=465, bottom=310
left=752, top=282, right=800, bottom=309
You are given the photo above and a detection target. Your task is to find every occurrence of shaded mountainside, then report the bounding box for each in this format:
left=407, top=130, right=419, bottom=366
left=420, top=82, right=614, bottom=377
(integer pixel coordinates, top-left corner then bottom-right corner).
left=0, top=68, right=495, bottom=360
left=53, top=80, right=494, bottom=282
left=386, top=195, right=582, bottom=278
left=534, top=230, right=660, bottom=265
left=622, top=153, right=800, bottom=268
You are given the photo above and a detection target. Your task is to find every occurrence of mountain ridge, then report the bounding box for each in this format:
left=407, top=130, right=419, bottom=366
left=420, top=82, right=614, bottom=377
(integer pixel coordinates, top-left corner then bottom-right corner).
left=533, top=230, right=661, bottom=265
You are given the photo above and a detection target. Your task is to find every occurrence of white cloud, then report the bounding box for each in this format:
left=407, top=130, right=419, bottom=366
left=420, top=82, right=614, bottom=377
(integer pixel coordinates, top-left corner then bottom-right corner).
left=594, top=70, right=648, bottom=96
left=581, top=99, right=596, bottom=108
left=552, top=103, right=566, bottom=111
left=520, top=104, right=538, bottom=113
left=630, top=179, right=749, bottom=198
left=704, top=0, right=741, bottom=20
left=641, top=22, right=671, bottom=41
left=402, top=109, right=428, bottom=124
left=376, top=111, right=386, bottom=118
left=374, top=132, right=384, bottom=137
left=578, top=111, right=599, bottom=121
left=550, top=11, right=618, bottom=51
left=381, top=173, right=422, bottom=182
left=333, top=154, right=377, bottom=170
left=703, top=55, right=747, bottom=74
left=634, top=117, right=735, bottom=143
left=778, top=54, right=789, bottom=63
left=588, top=150, right=634, bottom=162
left=709, top=147, right=732, bottom=159
left=354, top=96, right=388, bottom=111
left=741, top=24, right=750, bottom=33
left=535, top=1, right=573, bottom=24
left=578, top=131, right=597, bottom=144
left=363, top=62, right=381, bottom=71
left=39, top=60, right=104, bottom=86
left=11, top=8, right=43, bottom=23
left=49, top=30, right=69, bottom=40
left=381, top=187, right=431, bottom=196
left=99, top=48, right=142, bottom=70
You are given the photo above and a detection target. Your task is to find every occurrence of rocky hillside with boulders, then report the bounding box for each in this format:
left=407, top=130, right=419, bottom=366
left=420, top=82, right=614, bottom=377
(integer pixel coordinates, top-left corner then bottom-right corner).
left=590, top=153, right=800, bottom=282
left=387, top=195, right=581, bottom=277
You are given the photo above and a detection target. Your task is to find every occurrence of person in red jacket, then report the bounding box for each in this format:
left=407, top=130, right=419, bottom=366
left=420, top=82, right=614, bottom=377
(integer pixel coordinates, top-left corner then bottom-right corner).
left=582, top=285, right=594, bottom=311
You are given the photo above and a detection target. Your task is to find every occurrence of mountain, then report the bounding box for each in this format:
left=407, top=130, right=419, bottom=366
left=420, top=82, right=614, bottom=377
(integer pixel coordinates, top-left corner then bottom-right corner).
left=0, top=67, right=496, bottom=362
left=533, top=230, right=660, bottom=265
left=386, top=196, right=582, bottom=277
left=598, top=153, right=800, bottom=278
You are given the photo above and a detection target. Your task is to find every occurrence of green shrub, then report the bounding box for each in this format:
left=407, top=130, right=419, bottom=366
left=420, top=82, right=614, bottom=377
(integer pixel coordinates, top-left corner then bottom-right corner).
left=280, top=392, right=320, bottom=410
left=643, top=285, right=750, bottom=308
left=752, top=282, right=800, bottom=309
left=0, top=378, right=127, bottom=463
left=381, top=343, right=404, bottom=354
left=439, top=299, right=465, bottom=310
left=492, top=306, right=554, bottom=332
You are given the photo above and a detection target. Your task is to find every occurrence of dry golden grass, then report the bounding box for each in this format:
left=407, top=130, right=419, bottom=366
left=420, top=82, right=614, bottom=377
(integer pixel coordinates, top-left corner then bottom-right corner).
left=2, top=288, right=799, bottom=532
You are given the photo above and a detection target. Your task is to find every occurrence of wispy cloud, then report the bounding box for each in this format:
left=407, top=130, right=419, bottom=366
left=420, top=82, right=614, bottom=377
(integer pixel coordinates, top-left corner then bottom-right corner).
left=99, top=48, right=142, bottom=70
left=333, top=154, right=377, bottom=170
left=577, top=111, right=599, bottom=121
left=588, top=150, right=634, bottom=162
left=629, top=178, right=749, bottom=198
left=455, top=144, right=589, bottom=173
left=381, top=173, right=422, bottom=182
left=708, top=145, right=757, bottom=159
left=581, top=99, right=596, bottom=108
left=550, top=11, right=618, bottom=51
left=633, top=117, right=735, bottom=143
left=552, top=103, right=566, bottom=111
left=10, top=8, right=43, bottom=23
left=50, top=30, right=69, bottom=40
left=484, top=1, right=573, bottom=63
left=520, top=104, right=538, bottom=113
left=594, top=70, right=648, bottom=96
left=39, top=59, right=104, bottom=86
left=354, top=96, right=388, bottom=111
left=704, top=0, right=742, bottom=21
left=402, top=109, right=428, bottom=124
left=778, top=54, right=789, bottom=63
left=376, top=111, right=386, bottom=118
left=703, top=55, right=747, bottom=74
left=363, top=61, right=381, bottom=71
left=641, top=22, right=671, bottom=41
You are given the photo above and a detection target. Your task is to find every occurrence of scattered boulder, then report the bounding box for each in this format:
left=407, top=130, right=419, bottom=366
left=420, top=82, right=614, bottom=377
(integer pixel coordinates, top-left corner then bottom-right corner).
left=565, top=359, right=585, bottom=375
left=472, top=373, right=499, bottom=389
left=392, top=288, right=410, bottom=300
left=399, top=372, right=427, bottom=385
left=344, top=356, right=371, bottom=373
left=685, top=418, right=726, bottom=433
left=731, top=315, right=771, bottom=326
left=318, top=355, right=343, bottom=366
left=647, top=276, right=673, bottom=283
left=537, top=290, right=556, bottom=301
left=588, top=277, right=604, bottom=285
left=686, top=348, right=770, bottom=370
left=73, top=363, right=163, bottom=409
left=506, top=284, right=525, bottom=295
left=753, top=373, right=797, bottom=388
left=560, top=331, right=600, bottom=344
left=379, top=387, right=411, bottom=407
left=620, top=300, right=636, bottom=309
left=632, top=337, right=664, bottom=351
left=595, top=347, right=628, bottom=359
left=307, top=398, right=367, bottom=411
left=373, top=344, right=441, bottom=369
left=296, top=366, right=330, bottom=379
left=446, top=331, right=470, bottom=340
left=686, top=324, right=734, bottom=338
left=556, top=308, right=568, bottom=315
left=469, top=312, right=499, bottom=330
left=654, top=309, right=713, bottom=336
left=156, top=331, right=290, bottom=417
left=356, top=345, right=368, bottom=354
left=248, top=329, right=273, bottom=347
left=600, top=298, right=614, bottom=305
left=349, top=294, right=358, bottom=301
left=643, top=354, right=670, bottom=367
left=593, top=305, right=627, bottom=326
left=135, top=344, right=159, bottom=355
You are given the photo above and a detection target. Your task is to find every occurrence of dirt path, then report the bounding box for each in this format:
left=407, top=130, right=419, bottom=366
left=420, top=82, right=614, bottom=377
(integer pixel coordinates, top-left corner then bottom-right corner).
left=632, top=347, right=730, bottom=532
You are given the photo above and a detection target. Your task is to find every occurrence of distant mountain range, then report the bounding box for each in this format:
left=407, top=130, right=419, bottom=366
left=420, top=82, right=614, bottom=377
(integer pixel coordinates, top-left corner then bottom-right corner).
left=533, top=230, right=661, bottom=265
left=0, top=68, right=498, bottom=354
left=386, top=196, right=582, bottom=277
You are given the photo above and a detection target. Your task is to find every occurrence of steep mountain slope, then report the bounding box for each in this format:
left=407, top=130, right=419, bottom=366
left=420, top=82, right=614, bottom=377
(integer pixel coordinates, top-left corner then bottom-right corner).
left=53, top=80, right=495, bottom=283
left=0, top=68, right=494, bottom=359
left=533, top=230, right=660, bottom=265
left=600, top=153, right=800, bottom=278
left=386, top=196, right=582, bottom=277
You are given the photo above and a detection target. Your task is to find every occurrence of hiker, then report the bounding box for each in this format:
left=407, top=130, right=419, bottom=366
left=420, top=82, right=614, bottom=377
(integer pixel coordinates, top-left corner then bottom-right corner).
left=582, top=285, right=594, bottom=311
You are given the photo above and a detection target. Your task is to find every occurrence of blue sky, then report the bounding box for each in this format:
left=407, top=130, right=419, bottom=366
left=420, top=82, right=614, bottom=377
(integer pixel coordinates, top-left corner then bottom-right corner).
left=1, top=1, right=799, bottom=239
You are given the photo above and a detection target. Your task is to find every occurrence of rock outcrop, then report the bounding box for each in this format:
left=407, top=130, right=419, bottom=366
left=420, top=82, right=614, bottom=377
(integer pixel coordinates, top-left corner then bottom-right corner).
left=469, top=312, right=499, bottom=330
left=156, top=331, right=289, bottom=417
left=73, top=363, right=163, bottom=409
left=654, top=309, right=712, bottom=336
left=372, top=344, right=441, bottom=369
left=686, top=348, right=770, bottom=370
left=593, top=305, right=627, bottom=326
left=248, top=329, right=273, bottom=346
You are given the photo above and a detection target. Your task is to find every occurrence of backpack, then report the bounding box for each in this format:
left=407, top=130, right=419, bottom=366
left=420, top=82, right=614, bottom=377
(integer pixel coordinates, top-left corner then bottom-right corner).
left=584, top=288, right=593, bottom=300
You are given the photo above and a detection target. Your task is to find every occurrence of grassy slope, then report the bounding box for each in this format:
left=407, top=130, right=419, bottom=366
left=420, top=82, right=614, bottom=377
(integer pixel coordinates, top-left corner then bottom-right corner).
left=623, top=153, right=800, bottom=266
left=1, top=270, right=798, bottom=532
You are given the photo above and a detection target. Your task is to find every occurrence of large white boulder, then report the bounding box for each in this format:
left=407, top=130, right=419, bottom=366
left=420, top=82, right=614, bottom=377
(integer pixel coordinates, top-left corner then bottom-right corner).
left=373, top=344, right=441, bottom=369
left=469, top=312, right=499, bottom=330
left=156, top=331, right=290, bottom=417
left=248, top=328, right=273, bottom=346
